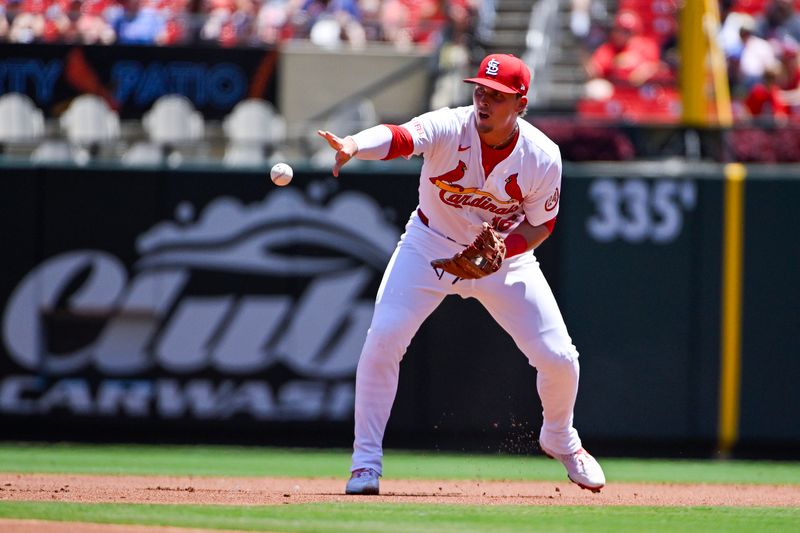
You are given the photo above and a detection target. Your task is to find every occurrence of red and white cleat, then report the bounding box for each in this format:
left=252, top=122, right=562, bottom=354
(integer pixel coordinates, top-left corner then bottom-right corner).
left=540, top=445, right=605, bottom=493
left=345, top=467, right=380, bottom=495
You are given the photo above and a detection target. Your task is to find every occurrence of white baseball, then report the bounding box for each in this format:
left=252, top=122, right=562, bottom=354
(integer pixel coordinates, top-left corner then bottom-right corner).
left=270, top=163, right=293, bottom=186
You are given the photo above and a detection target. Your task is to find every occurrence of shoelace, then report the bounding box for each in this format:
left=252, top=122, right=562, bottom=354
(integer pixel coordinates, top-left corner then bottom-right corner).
left=555, top=449, right=589, bottom=470
left=574, top=451, right=587, bottom=471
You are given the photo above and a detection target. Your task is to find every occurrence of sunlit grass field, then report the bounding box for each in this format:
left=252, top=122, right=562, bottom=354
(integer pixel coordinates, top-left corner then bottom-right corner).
left=0, top=443, right=797, bottom=532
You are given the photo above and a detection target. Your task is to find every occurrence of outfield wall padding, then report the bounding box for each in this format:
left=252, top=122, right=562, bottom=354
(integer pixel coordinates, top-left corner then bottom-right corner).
left=0, top=161, right=796, bottom=455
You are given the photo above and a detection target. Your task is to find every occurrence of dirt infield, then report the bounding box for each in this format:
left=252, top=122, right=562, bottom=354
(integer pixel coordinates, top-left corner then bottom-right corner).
left=1, top=473, right=798, bottom=507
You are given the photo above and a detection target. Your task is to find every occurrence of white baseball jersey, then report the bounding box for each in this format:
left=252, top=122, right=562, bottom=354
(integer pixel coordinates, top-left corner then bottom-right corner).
left=401, top=105, right=562, bottom=245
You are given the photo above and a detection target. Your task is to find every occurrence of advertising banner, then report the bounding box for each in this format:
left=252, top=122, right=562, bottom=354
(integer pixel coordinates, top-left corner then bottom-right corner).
left=0, top=167, right=411, bottom=443
left=0, top=43, right=278, bottom=119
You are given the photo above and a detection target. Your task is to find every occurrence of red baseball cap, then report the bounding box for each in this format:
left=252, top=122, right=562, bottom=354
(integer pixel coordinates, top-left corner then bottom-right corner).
left=464, top=54, right=531, bottom=96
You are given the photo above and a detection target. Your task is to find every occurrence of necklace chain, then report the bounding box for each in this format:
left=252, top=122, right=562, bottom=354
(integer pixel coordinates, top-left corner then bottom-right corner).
left=488, top=124, right=518, bottom=150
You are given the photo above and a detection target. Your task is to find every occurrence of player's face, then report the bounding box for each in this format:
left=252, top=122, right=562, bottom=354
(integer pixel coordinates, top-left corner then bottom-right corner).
left=472, top=85, right=524, bottom=135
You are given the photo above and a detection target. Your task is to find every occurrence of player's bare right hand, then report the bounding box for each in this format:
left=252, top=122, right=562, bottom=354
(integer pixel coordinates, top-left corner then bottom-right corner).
left=317, top=130, right=359, bottom=177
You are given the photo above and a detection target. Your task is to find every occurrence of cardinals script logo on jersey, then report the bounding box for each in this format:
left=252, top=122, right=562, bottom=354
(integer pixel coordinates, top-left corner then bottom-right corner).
left=428, top=162, right=520, bottom=215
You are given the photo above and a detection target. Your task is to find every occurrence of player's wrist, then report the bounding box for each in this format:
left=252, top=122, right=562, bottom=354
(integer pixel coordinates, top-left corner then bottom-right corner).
left=343, top=136, right=359, bottom=156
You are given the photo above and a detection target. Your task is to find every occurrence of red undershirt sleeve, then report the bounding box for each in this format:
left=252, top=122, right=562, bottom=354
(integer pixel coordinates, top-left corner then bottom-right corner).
left=504, top=216, right=558, bottom=258
left=382, top=124, right=415, bottom=160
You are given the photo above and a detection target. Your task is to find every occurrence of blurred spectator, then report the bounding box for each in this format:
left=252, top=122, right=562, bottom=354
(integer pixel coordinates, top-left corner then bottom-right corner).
left=254, top=0, right=295, bottom=44
left=298, top=0, right=366, bottom=50
left=115, top=0, right=166, bottom=44
left=381, top=0, right=446, bottom=51
left=0, top=5, right=7, bottom=40
left=444, top=0, right=478, bottom=45
left=570, top=0, right=606, bottom=50
left=8, top=0, right=48, bottom=43
left=103, top=0, right=125, bottom=27
left=744, top=64, right=790, bottom=120
left=40, top=0, right=77, bottom=43
left=755, top=0, right=800, bottom=48
left=737, top=14, right=780, bottom=91
left=225, top=0, right=259, bottom=47
left=357, top=0, right=382, bottom=41
left=777, top=43, right=800, bottom=109
left=201, top=0, right=258, bottom=47
left=571, top=0, right=591, bottom=38
left=776, top=41, right=800, bottom=84
left=428, top=0, right=479, bottom=108
left=75, top=0, right=116, bottom=44
left=583, top=11, right=664, bottom=100
left=719, top=1, right=753, bottom=59
left=200, top=0, right=233, bottom=42
left=157, top=0, right=190, bottom=45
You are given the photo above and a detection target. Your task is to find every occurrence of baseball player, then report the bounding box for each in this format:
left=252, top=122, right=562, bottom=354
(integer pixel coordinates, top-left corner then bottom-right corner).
left=318, top=53, right=605, bottom=495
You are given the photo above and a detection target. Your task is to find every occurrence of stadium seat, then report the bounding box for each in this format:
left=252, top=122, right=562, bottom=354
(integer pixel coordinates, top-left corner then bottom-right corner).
left=121, top=141, right=164, bottom=167
left=222, top=98, right=286, bottom=167
left=142, top=94, right=205, bottom=145
left=577, top=85, right=681, bottom=124
left=138, top=94, right=207, bottom=165
left=30, top=140, right=78, bottom=164
left=0, top=93, right=45, bottom=145
left=60, top=94, right=120, bottom=147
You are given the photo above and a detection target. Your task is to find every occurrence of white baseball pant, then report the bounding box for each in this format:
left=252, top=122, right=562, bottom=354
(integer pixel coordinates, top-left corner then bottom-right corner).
left=351, top=214, right=582, bottom=473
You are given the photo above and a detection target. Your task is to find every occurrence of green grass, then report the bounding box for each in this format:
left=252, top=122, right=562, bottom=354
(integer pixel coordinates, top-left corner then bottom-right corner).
left=0, top=443, right=798, bottom=485
left=0, top=444, right=798, bottom=532
left=0, top=501, right=798, bottom=533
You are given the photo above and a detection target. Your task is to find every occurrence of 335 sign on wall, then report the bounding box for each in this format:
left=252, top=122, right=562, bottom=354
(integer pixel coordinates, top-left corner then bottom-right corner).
left=586, top=178, right=696, bottom=244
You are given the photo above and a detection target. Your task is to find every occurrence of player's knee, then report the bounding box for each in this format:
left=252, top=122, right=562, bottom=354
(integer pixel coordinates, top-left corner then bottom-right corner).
left=518, top=328, right=579, bottom=371
left=539, top=351, right=580, bottom=379
left=361, top=329, right=405, bottom=365
left=530, top=349, right=578, bottom=375
left=360, top=307, right=418, bottom=363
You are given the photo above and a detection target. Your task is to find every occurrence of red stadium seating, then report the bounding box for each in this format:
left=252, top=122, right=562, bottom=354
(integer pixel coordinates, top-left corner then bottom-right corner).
left=730, top=0, right=800, bottom=14
left=577, top=85, right=681, bottom=124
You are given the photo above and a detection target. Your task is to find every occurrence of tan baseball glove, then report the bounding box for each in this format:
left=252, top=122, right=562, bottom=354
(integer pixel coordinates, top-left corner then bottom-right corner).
left=430, top=223, right=506, bottom=280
